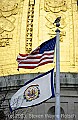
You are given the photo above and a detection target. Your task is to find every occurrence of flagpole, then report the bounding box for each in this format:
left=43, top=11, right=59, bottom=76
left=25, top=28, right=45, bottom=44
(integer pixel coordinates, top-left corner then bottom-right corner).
left=54, top=17, right=61, bottom=120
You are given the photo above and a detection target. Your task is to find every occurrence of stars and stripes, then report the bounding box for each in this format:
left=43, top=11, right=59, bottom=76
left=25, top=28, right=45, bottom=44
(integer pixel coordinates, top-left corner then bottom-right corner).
left=17, top=36, right=56, bottom=69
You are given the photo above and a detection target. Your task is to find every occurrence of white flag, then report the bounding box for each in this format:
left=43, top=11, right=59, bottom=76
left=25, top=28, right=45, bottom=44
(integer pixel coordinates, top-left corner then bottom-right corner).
left=10, top=68, right=55, bottom=112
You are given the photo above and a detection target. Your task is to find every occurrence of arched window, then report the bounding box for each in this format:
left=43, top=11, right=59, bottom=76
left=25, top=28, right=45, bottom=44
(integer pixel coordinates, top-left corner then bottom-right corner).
left=0, top=110, right=6, bottom=120
left=47, top=106, right=65, bottom=120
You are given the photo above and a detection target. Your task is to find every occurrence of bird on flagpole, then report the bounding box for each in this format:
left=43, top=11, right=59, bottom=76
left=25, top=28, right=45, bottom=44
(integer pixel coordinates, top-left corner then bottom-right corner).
left=53, top=17, right=61, bottom=24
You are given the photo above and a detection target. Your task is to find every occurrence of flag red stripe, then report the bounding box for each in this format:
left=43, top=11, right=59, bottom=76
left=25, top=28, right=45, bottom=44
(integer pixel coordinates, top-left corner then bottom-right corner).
left=18, top=60, right=53, bottom=69
left=17, top=52, right=54, bottom=61
left=19, top=57, right=54, bottom=64
left=19, top=53, right=29, bottom=57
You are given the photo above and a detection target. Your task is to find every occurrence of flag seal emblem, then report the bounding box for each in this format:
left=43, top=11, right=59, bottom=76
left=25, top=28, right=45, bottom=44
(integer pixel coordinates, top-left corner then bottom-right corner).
left=24, top=85, right=40, bottom=102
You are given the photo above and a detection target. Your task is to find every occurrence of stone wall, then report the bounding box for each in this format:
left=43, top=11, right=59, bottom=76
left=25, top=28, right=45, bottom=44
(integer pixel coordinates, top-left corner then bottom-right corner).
left=0, top=73, right=78, bottom=120
left=0, top=0, right=78, bottom=76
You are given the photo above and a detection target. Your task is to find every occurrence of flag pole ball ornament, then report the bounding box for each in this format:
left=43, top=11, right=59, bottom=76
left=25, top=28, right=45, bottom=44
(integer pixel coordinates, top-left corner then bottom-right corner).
left=23, top=85, right=40, bottom=102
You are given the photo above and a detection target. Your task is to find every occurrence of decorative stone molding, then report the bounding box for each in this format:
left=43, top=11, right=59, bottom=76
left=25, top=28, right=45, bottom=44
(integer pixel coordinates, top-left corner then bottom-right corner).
left=0, top=0, right=24, bottom=47
left=44, top=0, right=67, bottom=13
left=25, top=0, right=35, bottom=53
left=45, top=13, right=66, bottom=41
left=0, top=33, right=13, bottom=47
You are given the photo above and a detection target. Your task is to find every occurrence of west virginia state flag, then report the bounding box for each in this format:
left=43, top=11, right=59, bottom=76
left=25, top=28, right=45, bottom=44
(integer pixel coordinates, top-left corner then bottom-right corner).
left=10, top=68, right=55, bottom=112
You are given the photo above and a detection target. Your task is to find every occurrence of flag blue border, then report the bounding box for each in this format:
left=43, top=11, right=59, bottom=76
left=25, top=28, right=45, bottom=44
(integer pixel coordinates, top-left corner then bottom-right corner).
left=51, top=69, right=55, bottom=97
left=10, top=68, right=55, bottom=112
left=24, top=68, right=54, bottom=86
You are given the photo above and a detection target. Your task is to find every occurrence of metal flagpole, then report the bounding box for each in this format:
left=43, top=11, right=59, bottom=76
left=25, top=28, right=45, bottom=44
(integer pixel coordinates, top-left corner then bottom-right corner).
left=53, top=17, right=61, bottom=120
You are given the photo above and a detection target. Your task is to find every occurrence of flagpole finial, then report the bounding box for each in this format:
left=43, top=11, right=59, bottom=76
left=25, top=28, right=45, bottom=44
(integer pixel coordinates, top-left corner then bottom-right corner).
left=53, top=17, right=61, bottom=27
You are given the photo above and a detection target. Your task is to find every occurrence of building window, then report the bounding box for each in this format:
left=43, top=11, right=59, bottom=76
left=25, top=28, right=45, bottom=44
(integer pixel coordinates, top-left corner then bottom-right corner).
left=0, top=110, right=6, bottom=120
left=47, top=106, right=65, bottom=120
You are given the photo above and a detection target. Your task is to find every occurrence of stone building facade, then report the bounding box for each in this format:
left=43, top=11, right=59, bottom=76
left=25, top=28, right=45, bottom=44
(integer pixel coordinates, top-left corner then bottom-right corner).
left=0, top=0, right=78, bottom=120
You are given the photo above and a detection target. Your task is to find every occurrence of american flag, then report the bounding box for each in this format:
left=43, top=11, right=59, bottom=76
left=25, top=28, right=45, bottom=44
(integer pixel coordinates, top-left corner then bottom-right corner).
left=17, top=36, right=56, bottom=69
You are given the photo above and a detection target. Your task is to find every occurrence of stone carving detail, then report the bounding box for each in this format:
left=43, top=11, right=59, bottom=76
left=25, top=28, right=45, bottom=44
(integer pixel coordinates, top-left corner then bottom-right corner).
left=44, top=0, right=67, bottom=13
left=0, top=17, right=15, bottom=34
left=45, top=13, right=66, bottom=41
left=0, top=0, right=24, bottom=47
left=0, top=33, right=13, bottom=47
left=26, top=0, right=35, bottom=53
left=44, top=0, right=67, bottom=41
